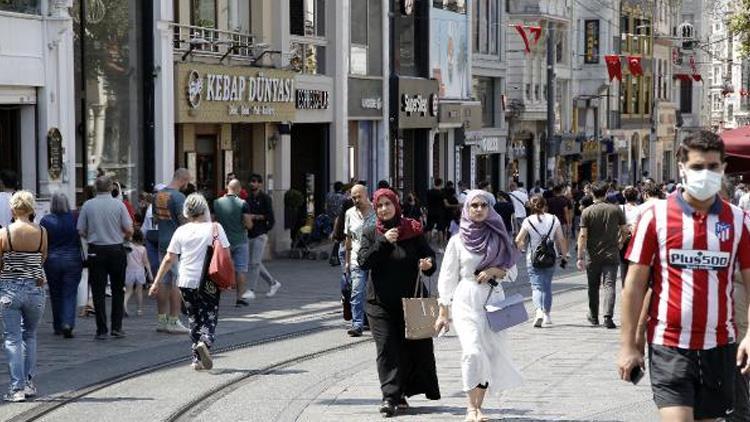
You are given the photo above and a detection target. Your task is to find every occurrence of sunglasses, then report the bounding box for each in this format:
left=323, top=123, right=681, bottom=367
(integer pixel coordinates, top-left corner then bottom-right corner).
left=470, top=202, right=489, bottom=209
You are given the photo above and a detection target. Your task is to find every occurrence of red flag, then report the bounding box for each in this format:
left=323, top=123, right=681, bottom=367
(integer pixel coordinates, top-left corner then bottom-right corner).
left=692, top=73, right=702, bottom=82
left=675, top=74, right=692, bottom=83
left=528, top=26, right=543, bottom=46
left=605, top=55, right=622, bottom=81
left=628, top=56, right=643, bottom=77
left=515, top=24, right=531, bottom=53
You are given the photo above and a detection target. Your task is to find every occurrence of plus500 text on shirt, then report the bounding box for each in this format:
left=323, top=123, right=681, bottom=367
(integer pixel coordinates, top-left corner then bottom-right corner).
left=166, top=222, right=230, bottom=289
left=626, top=192, right=750, bottom=350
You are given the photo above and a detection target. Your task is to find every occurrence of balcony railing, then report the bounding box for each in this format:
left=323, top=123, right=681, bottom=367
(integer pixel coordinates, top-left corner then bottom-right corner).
left=173, top=23, right=256, bottom=61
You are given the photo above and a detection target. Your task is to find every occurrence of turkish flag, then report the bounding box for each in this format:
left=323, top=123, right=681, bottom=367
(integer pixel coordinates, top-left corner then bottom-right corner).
left=528, top=26, right=543, bottom=45
left=515, top=24, right=531, bottom=53
left=605, top=55, right=622, bottom=81
left=628, top=56, right=643, bottom=77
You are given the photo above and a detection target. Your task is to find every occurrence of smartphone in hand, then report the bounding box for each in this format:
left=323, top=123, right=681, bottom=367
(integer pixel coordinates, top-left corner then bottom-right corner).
left=630, top=366, right=644, bottom=385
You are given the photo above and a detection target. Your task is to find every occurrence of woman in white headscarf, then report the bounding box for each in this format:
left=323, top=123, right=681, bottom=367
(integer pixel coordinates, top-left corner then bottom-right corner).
left=435, top=190, right=523, bottom=422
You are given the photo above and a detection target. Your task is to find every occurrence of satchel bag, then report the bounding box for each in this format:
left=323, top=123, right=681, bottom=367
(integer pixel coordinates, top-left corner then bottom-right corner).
left=207, top=223, right=235, bottom=290
left=484, top=288, right=528, bottom=332
left=528, top=218, right=556, bottom=268
left=402, top=273, right=439, bottom=340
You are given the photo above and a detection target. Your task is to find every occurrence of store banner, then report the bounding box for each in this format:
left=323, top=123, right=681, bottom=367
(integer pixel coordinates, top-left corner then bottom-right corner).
left=430, top=7, right=470, bottom=99
left=175, top=63, right=297, bottom=123
left=584, top=20, right=600, bottom=64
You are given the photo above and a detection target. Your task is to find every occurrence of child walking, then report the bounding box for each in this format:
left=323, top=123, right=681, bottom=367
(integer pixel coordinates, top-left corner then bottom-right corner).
left=125, top=231, right=152, bottom=317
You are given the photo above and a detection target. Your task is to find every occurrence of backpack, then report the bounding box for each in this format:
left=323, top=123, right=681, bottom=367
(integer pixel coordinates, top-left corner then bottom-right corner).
left=528, top=217, right=557, bottom=268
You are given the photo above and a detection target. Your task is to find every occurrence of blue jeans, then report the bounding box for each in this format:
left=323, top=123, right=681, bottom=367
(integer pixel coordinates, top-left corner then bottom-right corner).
left=230, top=242, right=250, bottom=274
left=248, top=234, right=274, bottom=291
left=350, top=267, right=368, bottom=330
left=44, top=256, right=82, bottom=331
left=0, top=279, right=46, bottom=392
left=528, top=266, right=555, bottom=313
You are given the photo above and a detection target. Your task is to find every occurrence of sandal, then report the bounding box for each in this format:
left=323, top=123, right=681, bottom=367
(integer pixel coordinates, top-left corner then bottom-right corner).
left=476, top=409, right=489, bottom=422
left=464, top=409, right=477, bottom=422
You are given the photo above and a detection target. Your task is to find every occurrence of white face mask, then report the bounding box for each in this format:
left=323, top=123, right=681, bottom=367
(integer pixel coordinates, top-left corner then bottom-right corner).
left=680, top=165, right=723, bottom=201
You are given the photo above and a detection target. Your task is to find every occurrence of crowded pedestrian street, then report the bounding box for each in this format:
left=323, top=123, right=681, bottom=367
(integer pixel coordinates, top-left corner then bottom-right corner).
left=5, top=0, right=750, bottom=421
left=0, top=257, right=660, bottom=422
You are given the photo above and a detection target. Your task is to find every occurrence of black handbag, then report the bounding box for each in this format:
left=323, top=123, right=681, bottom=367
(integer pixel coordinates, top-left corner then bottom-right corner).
left=329, top=241, right=341, bottom=266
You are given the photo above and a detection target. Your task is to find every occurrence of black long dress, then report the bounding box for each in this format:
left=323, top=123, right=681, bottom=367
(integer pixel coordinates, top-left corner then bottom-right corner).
left=357, top=225, right=441, bottom=403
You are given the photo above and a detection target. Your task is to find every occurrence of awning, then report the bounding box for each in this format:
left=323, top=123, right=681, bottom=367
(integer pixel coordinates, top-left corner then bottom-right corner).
left=719, top=125, right=750, bottom=174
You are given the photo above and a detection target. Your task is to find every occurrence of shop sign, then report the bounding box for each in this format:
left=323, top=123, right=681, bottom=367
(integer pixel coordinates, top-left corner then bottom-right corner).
left=175, top=63, right=296, bottom=123
left=361, top=97, right=382, bottom=110
left=479, top=136, right=501, bottom=154
left=439, top=102, right=481, bottom=131
left=349, top=78, right=384, bottom=118
left=582, top=140, right=599, bottom=161
left=397, top=78, right=439, bottom=129
left=296, top=89, right=329, bottom=110
left=47, top=128, right=63, bottom=180
left=584, top=20, right=600, bottom=64
left=560, top=138, right=581, bottom=156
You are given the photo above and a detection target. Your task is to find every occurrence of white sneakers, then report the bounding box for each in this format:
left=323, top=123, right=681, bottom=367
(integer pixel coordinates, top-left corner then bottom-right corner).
left=533, top=310, right=553, bottom=328
left=24, top=381, right=36, bottom=397
left=170, top=319, right=191, bottom=334
left=266, top=281, right=282, bottom=297
left=241, top=290, right=256, bottom=300
left=195, top=341, right=213, bottom=370
left=533, top=309, right=544, bottom=328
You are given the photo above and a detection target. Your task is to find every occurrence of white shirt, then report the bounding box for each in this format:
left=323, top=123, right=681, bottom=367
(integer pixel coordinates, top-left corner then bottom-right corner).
left=140, top=205, right=155, bottom=236
left=622, top=203, right=641, bottom=228
left=508, top=189, right=528, bottom=219
left=167, top=221, right=230, bottom=289
left=0, top=191, right=12, bottom=228
left=740, top=192, right=750, bottom=212
left=521, top=213, right=560, bottom=267
left=344, top=206, right=375, bottom=267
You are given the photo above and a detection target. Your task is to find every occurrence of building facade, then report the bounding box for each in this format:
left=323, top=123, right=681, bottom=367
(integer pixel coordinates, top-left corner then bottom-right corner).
left=0, top=0, right=76, bottom=207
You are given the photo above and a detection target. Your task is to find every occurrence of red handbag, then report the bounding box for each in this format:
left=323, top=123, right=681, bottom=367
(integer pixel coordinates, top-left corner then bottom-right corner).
left=208, top=223, right=235, bottom=290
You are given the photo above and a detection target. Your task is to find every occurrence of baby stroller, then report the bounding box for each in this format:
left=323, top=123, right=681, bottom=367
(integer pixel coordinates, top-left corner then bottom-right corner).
left=290, top=214, right=333, bottom=259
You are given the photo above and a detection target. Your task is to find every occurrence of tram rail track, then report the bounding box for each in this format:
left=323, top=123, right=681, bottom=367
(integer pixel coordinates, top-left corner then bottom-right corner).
left=11, top=306, right=344, bottom=422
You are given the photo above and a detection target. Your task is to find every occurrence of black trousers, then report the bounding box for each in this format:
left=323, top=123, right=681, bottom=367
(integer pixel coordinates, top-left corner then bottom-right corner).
left=367, top=304, right=440, bottom=403
left=88, top=244, right=126, bottom=334
left=728, top=370, right=750, bottom=422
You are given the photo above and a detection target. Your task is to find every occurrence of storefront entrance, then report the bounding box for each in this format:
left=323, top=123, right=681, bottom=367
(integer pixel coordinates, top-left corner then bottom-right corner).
left=291, top=123, right=329, bottom=216
left=194, top=135, right=218, bottom=202
left=0, top=108, right=20, bottom=182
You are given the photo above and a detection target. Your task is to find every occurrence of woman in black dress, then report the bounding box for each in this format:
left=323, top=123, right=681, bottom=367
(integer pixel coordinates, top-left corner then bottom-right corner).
left=358, top=188, right=440, bottom=417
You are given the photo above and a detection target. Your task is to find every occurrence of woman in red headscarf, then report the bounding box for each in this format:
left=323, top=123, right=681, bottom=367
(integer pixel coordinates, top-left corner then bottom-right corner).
left=357, top=188, right=440, bottom=417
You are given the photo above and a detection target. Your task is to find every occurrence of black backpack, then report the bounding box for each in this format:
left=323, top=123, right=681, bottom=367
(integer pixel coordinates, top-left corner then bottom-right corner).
left=528, top=218, right=556, bottom=268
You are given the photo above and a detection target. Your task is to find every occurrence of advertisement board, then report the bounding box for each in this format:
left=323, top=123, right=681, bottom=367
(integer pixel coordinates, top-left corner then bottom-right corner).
left=430, top=6, right=470, bottom=99
left=584, top=19, right=600, bottom=64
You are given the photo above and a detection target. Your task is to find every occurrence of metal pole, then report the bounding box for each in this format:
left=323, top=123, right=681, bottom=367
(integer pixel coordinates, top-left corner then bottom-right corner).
left=649, top=0, right=657, bottom=182
left=546, top=21, right=555, bottom=185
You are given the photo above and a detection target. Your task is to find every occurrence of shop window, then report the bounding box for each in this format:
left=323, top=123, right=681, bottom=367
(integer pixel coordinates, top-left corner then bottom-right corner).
left=433, top=0, right=466, bottom=14
left=290, top=42, right=326, bottom=75
left=350, top=0, right=368, bottom=76
left=472, top=0, right=497, bottom=55
left=191, top=0, right=216, bottom=28
left=73, top=0, right=144, bottom=197
left=0, top=0, right=39, bottom=14
left=680, top=79, right=692, bottom=113
left=290, top=0, right=326, bottom=37
left=473, top=77, right=495, bottom=127
left=621, top=14, right=630, bottom=53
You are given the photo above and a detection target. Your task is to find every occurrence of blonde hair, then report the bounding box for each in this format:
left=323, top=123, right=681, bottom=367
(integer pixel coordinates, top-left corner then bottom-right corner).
left=10, top=190, right=35, bottom=216
left=183, top=193, right=209, bottom=219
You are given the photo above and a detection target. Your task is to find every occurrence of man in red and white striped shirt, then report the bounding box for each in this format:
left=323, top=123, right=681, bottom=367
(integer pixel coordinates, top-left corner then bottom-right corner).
left=619, top=130, right=750, bottom=421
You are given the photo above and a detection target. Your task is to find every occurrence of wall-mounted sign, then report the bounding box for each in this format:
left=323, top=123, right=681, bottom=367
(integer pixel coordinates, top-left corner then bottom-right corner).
left=361, top=97, right=382, bottom=110
left=175, top=63, right=297, bottom=123
left=479, top=137, right=501, bottom=154
left=560, top=138, right=581, bottom=156
left=47, top=128, right=63, bottom=180
left=296, top=89, right=329, bottom=110
left=584, top=19, right=600, bottom=64
left=397, top=77, right=439, bottom=129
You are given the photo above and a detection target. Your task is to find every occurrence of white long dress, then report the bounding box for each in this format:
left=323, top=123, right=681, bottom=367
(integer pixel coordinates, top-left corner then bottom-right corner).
left=437, top=235, right=524, bottom=395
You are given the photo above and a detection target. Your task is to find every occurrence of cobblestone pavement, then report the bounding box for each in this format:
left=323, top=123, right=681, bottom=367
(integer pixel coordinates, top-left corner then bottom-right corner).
left=0, top=244, right=647, bottom=421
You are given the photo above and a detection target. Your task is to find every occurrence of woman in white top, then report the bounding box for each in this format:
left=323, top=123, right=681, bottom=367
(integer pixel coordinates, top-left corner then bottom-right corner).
left=434, top=190, right=523, bottom=422
left=514, top=195, right=568, bottom=328
left=149, top=194, right=230, bottom=371
left=619, top=186, right=641, bottom=286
